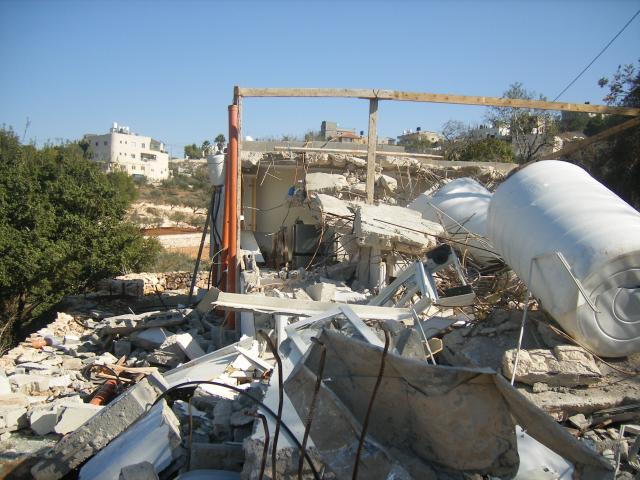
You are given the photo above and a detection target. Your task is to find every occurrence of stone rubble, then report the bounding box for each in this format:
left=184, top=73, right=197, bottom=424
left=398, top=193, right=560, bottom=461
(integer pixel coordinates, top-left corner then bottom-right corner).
left=2, top=166, right=640, bottom=478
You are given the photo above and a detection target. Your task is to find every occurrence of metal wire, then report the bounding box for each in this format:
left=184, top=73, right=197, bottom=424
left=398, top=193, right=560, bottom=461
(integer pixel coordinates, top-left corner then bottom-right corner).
left=352, top=329, right=390, bottom=480
left=150, top=380, right=321, bottom=480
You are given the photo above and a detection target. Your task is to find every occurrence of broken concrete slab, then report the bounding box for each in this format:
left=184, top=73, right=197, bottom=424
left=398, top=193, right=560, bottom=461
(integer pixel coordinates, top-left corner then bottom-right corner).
left=78, top=400, right=181, bottom=480
left=119, top=461, right=159, bottom=480
left=0, top=394, right=29, bottom=434
left=304, top=172, right=348, bottom=195
left=305, top=282, right=336, bottom=302
left=54, top=403, right=103, bottom=434
left=353, top=203, right=444, bottom=254
left=9, top=374, right=51, bottom=394
left=502, top=345, right=602, bottom=387
left=30, top=409, right=59, bottom=436
left=442, top=309, right=544, bottom=370
left=30, top=372, right=168, bottom=480
left=209, top=287, right=413, bottom=321
left=285, top=329, right=611, bottom=479
left=173, top=333, right=206, bottom=360
left=130, top=328, right=170, bottom=350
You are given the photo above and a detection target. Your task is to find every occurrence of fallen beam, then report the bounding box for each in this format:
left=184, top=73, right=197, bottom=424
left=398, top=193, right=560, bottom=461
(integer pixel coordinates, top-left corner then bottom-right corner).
left=207, top=288, right=413, bottom=321
left=549, top=116, right=640, bottom=159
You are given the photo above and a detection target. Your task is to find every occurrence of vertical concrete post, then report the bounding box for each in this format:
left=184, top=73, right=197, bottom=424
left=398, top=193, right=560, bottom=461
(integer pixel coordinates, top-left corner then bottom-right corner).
left=365, top=98, right=378, bottom=205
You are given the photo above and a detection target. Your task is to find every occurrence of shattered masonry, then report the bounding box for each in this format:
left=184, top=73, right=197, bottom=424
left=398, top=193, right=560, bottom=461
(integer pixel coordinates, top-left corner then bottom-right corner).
left=1, top=152, right=639, bottom=480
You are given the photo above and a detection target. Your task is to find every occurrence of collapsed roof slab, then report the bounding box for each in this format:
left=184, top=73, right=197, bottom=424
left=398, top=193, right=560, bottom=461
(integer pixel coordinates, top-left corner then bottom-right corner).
left=354, top=203, right=444, bottom=254
left=285, top=329, right=612, bottom=479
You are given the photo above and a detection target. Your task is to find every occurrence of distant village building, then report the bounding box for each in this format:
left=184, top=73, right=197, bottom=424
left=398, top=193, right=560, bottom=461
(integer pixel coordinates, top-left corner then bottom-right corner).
left=396, top=127, right=443, bottom=145
left=469, top=124, right=510, bottom=139
left=320, top=121, right=360, bottom=142
left=84, top=122, right=170, bottom=182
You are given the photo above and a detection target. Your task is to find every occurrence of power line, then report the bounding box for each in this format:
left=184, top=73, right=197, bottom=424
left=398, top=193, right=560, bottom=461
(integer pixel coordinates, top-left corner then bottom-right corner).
left=553, top=7, right=640, bottom=102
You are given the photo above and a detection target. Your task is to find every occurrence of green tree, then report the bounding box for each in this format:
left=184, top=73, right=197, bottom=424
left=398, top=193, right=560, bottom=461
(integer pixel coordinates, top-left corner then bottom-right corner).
left=184, top=143, right=201, bottom=159
left=567, top=61, right=640, bottom=209
left=559, top=111, right=590, bottom=133
left=201, top=140, right=212, bottom=155
left=107, top=170, right=139, bottom=204
left=0, top=129, right=160, bottom=350
left=486, top=83, right=559, bottom=163
left=397, top=136, right=436, bottom=153
left=459, top=137, right=515, bottom=163
left=214, top=133, right=226, bottom=151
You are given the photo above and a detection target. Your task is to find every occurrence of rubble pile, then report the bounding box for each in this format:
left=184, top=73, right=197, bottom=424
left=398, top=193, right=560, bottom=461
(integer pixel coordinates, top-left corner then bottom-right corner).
left=1, top=159, right=640, bottom=479
left=243, top=150, right=510, bottom=205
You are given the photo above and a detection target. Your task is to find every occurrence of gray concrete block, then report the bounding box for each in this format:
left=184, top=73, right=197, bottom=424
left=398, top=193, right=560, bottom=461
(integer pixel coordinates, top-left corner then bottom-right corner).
left=31, top=373, right=168, bottom=480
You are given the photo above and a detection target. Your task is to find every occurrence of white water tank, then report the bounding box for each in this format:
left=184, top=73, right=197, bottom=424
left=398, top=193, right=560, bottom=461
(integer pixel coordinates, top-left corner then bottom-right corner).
left=487, top=160, right=640, bottom=357
left=408, top=178, right=501, bottom=268
left=206, top=153, right=226, bottom=186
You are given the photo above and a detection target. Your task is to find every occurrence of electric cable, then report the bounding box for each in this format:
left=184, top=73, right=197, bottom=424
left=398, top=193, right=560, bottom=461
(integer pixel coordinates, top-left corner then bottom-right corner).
left=151, top=380, right=321, bottom=480
left=553, top=7, right=640, bottom=101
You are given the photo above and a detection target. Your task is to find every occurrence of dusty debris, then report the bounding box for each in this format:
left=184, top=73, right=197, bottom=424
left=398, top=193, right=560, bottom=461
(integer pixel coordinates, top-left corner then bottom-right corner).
left=2, top=158, right=640, bottom=479
left=502, top=345, right=602, bottom=387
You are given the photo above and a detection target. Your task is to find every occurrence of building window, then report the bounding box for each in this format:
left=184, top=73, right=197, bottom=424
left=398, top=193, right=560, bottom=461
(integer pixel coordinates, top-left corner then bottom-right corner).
left=103, top=141, right=108, bottom=146
left=95, top=141, right=98, bottom=146
left=141, top=143, right=145, bottom=148
left=131, top=153, right=135, bottom=158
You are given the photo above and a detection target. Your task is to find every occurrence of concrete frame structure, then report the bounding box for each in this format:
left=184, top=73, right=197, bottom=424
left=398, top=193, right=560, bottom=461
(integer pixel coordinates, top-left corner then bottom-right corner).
left=227, top=86, right=640, bottom=295
left=84, top=123, right=170, bottom=182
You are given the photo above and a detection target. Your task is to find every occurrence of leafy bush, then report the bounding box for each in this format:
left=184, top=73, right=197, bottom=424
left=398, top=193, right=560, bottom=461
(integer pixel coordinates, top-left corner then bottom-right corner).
left=0, top=129, right=160, bottom=349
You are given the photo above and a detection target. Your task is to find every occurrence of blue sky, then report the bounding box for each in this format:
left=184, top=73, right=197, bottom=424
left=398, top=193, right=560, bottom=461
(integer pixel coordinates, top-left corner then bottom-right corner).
left=1, top=0, right=639, bottom=156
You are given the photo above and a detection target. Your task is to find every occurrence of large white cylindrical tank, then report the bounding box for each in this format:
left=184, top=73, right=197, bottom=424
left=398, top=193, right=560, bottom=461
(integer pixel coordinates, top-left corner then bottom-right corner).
left=408, top=178, right=501, bottom=268
left=487, top=160, right=640, bottom=357
left=206, top=153, right=226, bottom=186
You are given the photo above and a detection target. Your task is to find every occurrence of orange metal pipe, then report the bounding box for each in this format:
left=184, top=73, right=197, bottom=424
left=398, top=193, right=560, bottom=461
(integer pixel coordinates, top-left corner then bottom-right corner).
left=226, top=105, right=239, bottom=329
left=89, top=378, right=117, bottom=405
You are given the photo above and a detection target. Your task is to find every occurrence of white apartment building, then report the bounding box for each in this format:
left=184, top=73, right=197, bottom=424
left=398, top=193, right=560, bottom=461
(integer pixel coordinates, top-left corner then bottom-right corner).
left=84, top=122, right=170, bottom=182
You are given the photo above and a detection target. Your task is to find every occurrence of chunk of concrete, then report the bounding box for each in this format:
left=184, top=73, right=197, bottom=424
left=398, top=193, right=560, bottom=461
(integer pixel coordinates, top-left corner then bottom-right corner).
left=9, top=374, right=50, bottom=394
left=113, top=340, right=132, bottom=358
left=54, top=404, right=103, bottom=434
left=305, top=172, right=348, bottom=195
left=568, top=413, right=591, bottom=430
left=376, top=174, right=397, bottom=193
left=189, top=443, right=244, bottom=471
left=147, top=350, right=185, bottom=368
left=354, top=203, right=444, bottom=254
left=305, top=283, right=336, bottom=302
left=213, top=399, right=232, bottom=439
left=79, top=400, right=181, bottom=480
left=174, top=333, right=205, bottom=360
left=502, top=346, right=601, bottom=387
left=31, top=373, right=168, bottom=480
left=0, top=394, right=29, bottom=434
left=30, top=409, right=59, bottom=436
left=130, top=328, right=170, bottom=350
left=119, top=461, right=159, bottom=480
